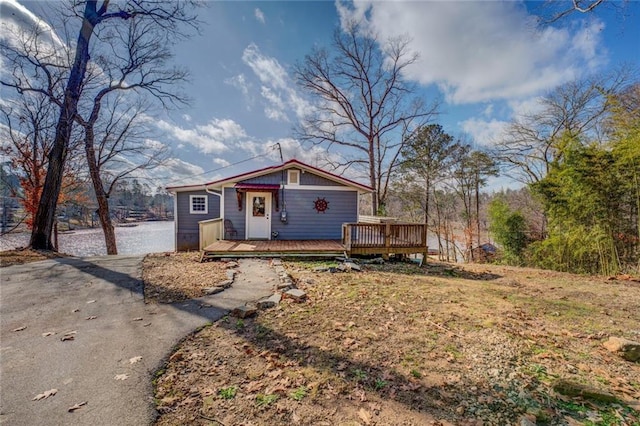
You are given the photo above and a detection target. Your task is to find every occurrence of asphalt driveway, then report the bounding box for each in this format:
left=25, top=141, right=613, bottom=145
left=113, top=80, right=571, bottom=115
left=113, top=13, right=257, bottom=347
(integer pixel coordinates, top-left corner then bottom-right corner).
left=0, top=255, right=275, bottom=426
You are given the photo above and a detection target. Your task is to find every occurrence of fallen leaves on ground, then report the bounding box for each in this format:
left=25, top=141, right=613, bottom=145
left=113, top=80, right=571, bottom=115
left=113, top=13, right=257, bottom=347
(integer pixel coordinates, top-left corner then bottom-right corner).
left=67, top=401, right=87, bottom=412
left=32, top=389, right=57, bottom=401
left=114, top=374, right=129, bottom=381
left=0, top=249, right=68, bottom=267
left=142, top=252, right=229, bottom=303
left=152, top=260, right=640, bottom=426
left=12, top=326, right=26, bottom=332
left=129, top=356, right=142, bottom=364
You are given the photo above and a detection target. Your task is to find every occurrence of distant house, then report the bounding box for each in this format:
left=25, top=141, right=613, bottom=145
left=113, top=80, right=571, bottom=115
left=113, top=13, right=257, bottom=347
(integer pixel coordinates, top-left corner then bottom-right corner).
left=166, top=159, right=373, bottom=251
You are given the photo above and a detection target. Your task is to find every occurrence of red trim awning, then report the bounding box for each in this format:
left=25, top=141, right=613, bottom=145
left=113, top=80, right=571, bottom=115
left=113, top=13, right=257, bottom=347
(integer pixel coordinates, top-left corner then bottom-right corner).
left=234, top=183, right=281, bottom=190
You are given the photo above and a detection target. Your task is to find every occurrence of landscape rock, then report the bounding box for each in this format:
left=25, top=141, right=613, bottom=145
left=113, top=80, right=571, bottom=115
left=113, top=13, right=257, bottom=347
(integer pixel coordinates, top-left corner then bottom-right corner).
left=602, top=336, right=640, bottom=362
left=226, top=270, right=237, bottom=280
left=224, top=261, right=239, bottom=269
left=552, top=379, right=617, bottom=403
left=257, top=293, right=282, bottom=310
left=361, top=257, right=385, bottom=265
left=345, top=261, right=361, bottom=271
left=271, top=258, right=282, bottom=266
left=217, top=279, right=233, bottom=289
left=284, top=288, right=307, bottom=302
left=312, top=266, right=330, bottom=272
left=519, top=416, right=537, bottom=426
left=204, top=287, right=224, bottom=295
left=277, top=282, right=294, bottom=291
left=231, top=304, right=257, bottom=319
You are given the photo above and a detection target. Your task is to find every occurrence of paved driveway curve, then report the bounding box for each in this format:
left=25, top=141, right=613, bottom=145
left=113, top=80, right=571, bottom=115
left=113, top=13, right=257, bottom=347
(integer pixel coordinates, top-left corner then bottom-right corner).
left=0, top=256, right=275, bottom=426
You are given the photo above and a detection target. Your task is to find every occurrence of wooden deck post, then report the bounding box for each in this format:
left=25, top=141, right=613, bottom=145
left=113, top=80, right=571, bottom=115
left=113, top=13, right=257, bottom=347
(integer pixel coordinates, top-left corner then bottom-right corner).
left=422, top=224, right=428, bottom=265
left=383, top=222, right=391, bottom=260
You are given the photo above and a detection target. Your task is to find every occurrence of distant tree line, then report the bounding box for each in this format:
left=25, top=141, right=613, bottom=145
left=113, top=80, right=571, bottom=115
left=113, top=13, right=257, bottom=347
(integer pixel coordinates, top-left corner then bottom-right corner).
left=0, top=167, right=173, bottom=232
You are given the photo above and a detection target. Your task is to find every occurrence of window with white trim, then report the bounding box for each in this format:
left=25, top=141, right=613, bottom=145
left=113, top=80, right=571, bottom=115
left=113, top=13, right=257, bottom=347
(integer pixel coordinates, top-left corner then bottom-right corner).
left=189, top=195, right=208, bottom=214
left=288, top=170, right=300, bottom=185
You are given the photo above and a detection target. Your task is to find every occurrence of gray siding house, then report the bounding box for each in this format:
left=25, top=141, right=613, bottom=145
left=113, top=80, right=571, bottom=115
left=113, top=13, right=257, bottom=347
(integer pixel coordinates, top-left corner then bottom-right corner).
left=167, top=159, right=373, bottom=251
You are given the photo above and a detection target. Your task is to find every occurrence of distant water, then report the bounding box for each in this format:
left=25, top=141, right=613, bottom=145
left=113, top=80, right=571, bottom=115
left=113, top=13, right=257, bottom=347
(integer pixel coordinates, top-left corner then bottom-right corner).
left=0, top=221, right=174, bottom=256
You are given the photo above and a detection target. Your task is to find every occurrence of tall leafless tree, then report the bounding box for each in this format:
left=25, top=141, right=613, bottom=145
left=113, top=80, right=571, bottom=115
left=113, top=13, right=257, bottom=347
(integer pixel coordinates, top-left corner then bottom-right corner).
left=492, top=69, right=634, bottom=185
left=295, top=22, right=439, bottom=215
left=1, top=0, right=198, bottom=250
left=71, top=13, right=187, bottom=254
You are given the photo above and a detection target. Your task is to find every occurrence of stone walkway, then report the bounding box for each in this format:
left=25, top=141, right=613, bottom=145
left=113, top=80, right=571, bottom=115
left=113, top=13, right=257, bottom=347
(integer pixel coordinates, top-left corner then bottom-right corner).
left=0, top=256, right=276, bottom=426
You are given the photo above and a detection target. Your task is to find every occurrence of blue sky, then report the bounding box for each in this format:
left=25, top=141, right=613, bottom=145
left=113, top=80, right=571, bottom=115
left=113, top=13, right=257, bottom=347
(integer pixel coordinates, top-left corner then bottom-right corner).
left=2, top=0, right=639, bottom=189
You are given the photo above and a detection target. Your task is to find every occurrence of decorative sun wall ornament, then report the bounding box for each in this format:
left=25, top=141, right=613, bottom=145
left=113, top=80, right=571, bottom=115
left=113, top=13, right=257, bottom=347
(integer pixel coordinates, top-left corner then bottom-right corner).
left=313, top=197, right=329, bottom=213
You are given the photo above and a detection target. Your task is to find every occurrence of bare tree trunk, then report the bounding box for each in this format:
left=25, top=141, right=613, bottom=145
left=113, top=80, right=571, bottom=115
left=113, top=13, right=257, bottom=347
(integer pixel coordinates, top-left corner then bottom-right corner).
left=30, top=3, right=98, bottom=250
left=433, top=188, right=444, bottom=261
left=475, top=172, right=481, bottom=250
left=84, top=126, right=118, bottom=254
left=369, top=138, right=378, bottom=215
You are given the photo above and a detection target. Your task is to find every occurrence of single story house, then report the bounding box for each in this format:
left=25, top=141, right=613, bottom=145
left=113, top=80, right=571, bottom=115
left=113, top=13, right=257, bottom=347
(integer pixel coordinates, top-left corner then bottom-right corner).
left=166, top=159, right=373, bottom=251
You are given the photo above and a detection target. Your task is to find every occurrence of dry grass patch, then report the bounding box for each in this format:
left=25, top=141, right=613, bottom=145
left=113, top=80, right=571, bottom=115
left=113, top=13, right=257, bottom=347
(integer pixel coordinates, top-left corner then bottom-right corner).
left=154, top=260, right=640, bottom=425
left=142, top=252, right=228, bottom=303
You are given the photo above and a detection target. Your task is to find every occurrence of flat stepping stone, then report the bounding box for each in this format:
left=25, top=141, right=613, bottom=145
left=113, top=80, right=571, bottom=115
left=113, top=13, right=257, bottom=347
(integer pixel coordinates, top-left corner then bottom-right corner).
left=231, top=304, right=257, bottom=319
left=257, top=293, right=282, bottom=310
left=284, top=288, right=307, bottom=302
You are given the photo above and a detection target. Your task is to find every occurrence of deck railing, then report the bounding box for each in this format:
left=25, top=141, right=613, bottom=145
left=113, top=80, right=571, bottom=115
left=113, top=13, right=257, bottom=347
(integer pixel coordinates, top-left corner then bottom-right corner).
left=199, top=218, right=223, bottom=250
left=342, top=222, right=428, bottom=258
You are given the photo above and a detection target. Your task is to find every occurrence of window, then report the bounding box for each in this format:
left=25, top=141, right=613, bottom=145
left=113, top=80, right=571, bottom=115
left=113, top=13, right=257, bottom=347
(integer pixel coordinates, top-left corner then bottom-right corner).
left=189, top=195, right=208, bottom=214
left=252, top=196, right=266, bottom=217
left=288, top=170, right=300, bottom=185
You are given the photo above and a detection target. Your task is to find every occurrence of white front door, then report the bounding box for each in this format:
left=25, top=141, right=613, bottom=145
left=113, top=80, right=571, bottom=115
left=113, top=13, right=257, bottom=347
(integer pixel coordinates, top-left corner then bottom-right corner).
left=246, top=192, right=271, bottom=239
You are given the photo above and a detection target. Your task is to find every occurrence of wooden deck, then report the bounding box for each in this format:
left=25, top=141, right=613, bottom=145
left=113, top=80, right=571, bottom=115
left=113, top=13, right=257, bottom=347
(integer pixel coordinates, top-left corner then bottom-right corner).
left=202, top=239, right=346, bottom=259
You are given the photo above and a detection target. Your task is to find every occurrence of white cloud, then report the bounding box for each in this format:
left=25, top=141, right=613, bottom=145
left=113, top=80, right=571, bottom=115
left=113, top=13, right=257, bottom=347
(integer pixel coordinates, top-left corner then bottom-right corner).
left=225, top=73, right=251, bottom=96
left=254, top=8, right=266, bottom=24
left=156, top=118, right=247, bottom=154
left=460, top=117, right=509, bottom=147
left=241, top=43, right=311, bottom=122
left=336, top=1, right=607, bottom=104
left=159, top=158, right=206, bottom=186
left=212, top=158, right=230, bottom=167
left=0, top=0, right=65, bottom=48
left=242, top=43, right=288, bottom=89
left=182, top=114, right=192, bottom=122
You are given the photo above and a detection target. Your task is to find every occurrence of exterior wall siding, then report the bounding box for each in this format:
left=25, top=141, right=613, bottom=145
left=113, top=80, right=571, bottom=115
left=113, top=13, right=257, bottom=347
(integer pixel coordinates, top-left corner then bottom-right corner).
left=240, top=169, right=342, bottom=187
left=223, top=187, right=246, bottom=240
left=175, top=190, right=220, bottom=251
left=241, top=172, right=281, bottom=185
left=299, top=171, right=341, bottom=186
left=271, top=189, right=357, bottom=240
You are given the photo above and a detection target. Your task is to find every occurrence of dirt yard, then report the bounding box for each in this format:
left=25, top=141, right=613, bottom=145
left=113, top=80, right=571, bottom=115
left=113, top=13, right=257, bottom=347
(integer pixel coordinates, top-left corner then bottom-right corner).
left=150, top=258, right=640, bottom=426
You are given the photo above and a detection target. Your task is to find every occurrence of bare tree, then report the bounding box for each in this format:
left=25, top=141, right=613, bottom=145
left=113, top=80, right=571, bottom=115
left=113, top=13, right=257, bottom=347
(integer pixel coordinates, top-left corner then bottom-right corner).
left=295, top=22, right=439, bottom=215
left=77, top=97, right=169, bottom=254
left=539, top=0, right=630, bottom=22
left=72, top=13, right=187, bottom=254
left=492, top=70, right=633, bottom=185
left=1, top=0, right=198, bottom=250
